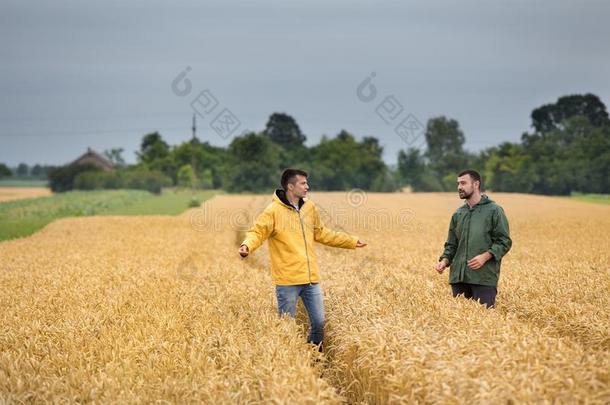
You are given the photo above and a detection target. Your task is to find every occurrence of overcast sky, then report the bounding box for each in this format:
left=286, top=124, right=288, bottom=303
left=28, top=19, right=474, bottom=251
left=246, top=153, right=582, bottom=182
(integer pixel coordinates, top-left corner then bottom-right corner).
left=1, top=0, right=609, bottom=167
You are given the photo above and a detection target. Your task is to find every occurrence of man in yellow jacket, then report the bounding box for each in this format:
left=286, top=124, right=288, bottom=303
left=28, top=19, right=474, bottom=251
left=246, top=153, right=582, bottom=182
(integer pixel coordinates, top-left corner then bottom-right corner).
left=238, top=169, right=366, bottom=350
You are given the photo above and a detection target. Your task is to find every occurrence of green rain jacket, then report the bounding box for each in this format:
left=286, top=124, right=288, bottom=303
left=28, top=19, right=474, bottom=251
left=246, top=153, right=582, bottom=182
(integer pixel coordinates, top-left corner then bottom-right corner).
left=440, top=195, right=512, bottom=287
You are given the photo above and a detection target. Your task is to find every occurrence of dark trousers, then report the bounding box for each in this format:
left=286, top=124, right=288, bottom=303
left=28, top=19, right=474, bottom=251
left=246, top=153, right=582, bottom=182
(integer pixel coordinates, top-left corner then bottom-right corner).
left=451, top=283, right=497, bottom=308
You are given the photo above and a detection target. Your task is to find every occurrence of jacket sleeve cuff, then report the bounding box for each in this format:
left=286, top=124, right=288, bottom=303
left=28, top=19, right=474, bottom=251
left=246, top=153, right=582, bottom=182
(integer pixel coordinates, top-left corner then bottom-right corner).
left=487, top=249, right=499, bottom=261
left=242, top=239, right=254, bottom=252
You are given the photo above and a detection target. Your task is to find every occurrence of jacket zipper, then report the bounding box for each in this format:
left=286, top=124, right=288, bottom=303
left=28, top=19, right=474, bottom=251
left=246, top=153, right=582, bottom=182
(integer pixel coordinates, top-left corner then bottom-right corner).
left=464, top=209, right=471, bottom=281
left=296, top=208, right=312, bottom=284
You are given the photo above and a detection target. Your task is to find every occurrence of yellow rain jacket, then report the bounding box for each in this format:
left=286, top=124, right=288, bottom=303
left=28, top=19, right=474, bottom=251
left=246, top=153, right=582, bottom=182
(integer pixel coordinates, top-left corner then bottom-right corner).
left=242, top=189, right=359, bottom=285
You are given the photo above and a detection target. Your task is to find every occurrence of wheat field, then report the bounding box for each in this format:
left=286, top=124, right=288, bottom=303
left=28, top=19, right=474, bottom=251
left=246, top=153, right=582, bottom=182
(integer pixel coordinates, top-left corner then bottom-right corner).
left=1, top=192, right=608, bottom=403
left=0, top=187, right=52, bottom=202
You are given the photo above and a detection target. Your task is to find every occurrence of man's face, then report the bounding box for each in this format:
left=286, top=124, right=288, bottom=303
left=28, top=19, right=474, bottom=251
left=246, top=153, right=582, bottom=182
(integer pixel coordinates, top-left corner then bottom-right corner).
left=288, top=175, right=309, bottom=198
left=457, top=174, right=478, bottom=199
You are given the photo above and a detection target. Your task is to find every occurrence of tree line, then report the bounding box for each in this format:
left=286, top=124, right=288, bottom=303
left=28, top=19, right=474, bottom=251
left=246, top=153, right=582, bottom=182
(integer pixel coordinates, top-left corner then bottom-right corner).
left=397, top=93, right=609, bottom=195
left=2, top=93, right=607, bottom=195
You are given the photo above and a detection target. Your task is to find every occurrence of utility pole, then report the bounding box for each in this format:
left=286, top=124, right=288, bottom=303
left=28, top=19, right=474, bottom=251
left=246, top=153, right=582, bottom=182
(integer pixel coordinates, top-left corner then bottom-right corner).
left=191, top=113, right=197, bottom=200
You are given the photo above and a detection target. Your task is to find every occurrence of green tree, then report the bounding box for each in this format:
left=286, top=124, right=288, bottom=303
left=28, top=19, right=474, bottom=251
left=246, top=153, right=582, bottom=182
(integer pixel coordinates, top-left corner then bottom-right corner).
left=121, top=168, right=172, bottom=194
left=135, top=133, right=177, bottom=183
left=397, top=148, right=426, bottom=190
left=263, top=113, right=306, bottom=149
left=104, top=148, right=126, bottom=167
left=308, top=134, right=346, bottom=190
left=30, top=164, right=43, bottom=178
left=16, top=163, right=29, bottom=177
left=516, top=115, right=610, bottom=195
left=371, top=168, right=399, bottom=192
left=570, top=122, right=610, bottom=193
left=33, top=165, right=55, bottom=179
left=310, top=131, right=387, bottom=190
left=137, top=132, right=170, bottom=165
left=0, top=163, right=12, bottom=178
left=177, top=164, right=195, bottom=188
left=150, top=156, right=177, bottom=184
left=481, top=142, right=534, bottom=193
left=263, top=113, right=309, bottom=169
left=225, top=132, right=282, bottom=192
left=531, top=93, right=609, bottom=133
left=424, top=117, right=469, bottom=189
left=170, top=140, right=227, bottom=188
left=199, top=169, right=214, bottom=189
left=48, top=164, right=101, bottom=192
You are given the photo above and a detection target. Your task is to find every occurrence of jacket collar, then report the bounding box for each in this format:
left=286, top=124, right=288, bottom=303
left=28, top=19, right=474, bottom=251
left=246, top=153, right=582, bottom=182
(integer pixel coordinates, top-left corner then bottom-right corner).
left=274, top=189, right=306, bottom=210
left=462, top=194, right=493, bottom=210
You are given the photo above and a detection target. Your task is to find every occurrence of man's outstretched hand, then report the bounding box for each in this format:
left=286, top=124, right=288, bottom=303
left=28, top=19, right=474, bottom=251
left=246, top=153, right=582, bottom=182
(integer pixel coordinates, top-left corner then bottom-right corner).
left=238, top=244, right=249, bottom=258
left=356, top=240, right=367, bottom=248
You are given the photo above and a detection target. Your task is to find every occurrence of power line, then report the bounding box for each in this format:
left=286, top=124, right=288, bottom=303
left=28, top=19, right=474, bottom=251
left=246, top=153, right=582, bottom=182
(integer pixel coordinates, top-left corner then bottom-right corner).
left=0, top=126, right=189, bottom=137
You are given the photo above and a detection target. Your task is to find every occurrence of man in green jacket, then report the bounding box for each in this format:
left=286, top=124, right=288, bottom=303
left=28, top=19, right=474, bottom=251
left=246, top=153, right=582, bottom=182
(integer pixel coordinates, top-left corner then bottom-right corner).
left=434, top=169, right=512, bottom=308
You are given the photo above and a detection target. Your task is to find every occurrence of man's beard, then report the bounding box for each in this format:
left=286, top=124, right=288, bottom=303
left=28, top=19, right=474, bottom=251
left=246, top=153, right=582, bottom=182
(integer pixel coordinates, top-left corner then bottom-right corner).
left=459, top=190, right=473, bottom=199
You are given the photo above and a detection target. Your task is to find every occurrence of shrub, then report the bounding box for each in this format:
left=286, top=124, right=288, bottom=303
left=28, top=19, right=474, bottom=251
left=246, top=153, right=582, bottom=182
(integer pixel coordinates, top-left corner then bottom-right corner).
left=48, top=164, right=101, bottom=192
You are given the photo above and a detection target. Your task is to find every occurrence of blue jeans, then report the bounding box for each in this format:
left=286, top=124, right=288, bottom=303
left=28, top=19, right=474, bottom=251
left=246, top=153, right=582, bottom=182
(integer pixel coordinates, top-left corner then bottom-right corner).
left=275, top=283, right=325, bottom=345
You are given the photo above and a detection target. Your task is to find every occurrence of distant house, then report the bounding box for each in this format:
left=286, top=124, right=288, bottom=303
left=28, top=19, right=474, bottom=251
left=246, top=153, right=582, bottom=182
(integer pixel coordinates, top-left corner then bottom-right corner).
left=71, top=148, right=115, bottom=172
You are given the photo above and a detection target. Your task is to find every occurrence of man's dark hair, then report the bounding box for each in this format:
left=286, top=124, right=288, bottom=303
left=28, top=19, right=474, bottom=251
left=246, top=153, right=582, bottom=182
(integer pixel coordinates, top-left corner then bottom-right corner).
left=281, top=168, right=308, bottom=190
left=458, top=169, right=483, bottom=190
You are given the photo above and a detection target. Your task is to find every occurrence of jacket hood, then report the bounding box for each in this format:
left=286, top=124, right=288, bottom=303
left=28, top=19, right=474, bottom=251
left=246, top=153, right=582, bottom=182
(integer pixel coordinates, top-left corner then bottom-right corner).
left=478, top=194, right=493, bottom=205
left=463, top=194, right=493, bottom=208
left=273, top=189, right=306, bottom=210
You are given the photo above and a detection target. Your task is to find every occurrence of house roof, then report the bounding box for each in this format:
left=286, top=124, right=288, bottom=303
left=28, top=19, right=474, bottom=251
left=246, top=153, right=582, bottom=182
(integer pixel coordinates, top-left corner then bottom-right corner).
left=70, top=147, right=115, bottom=171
